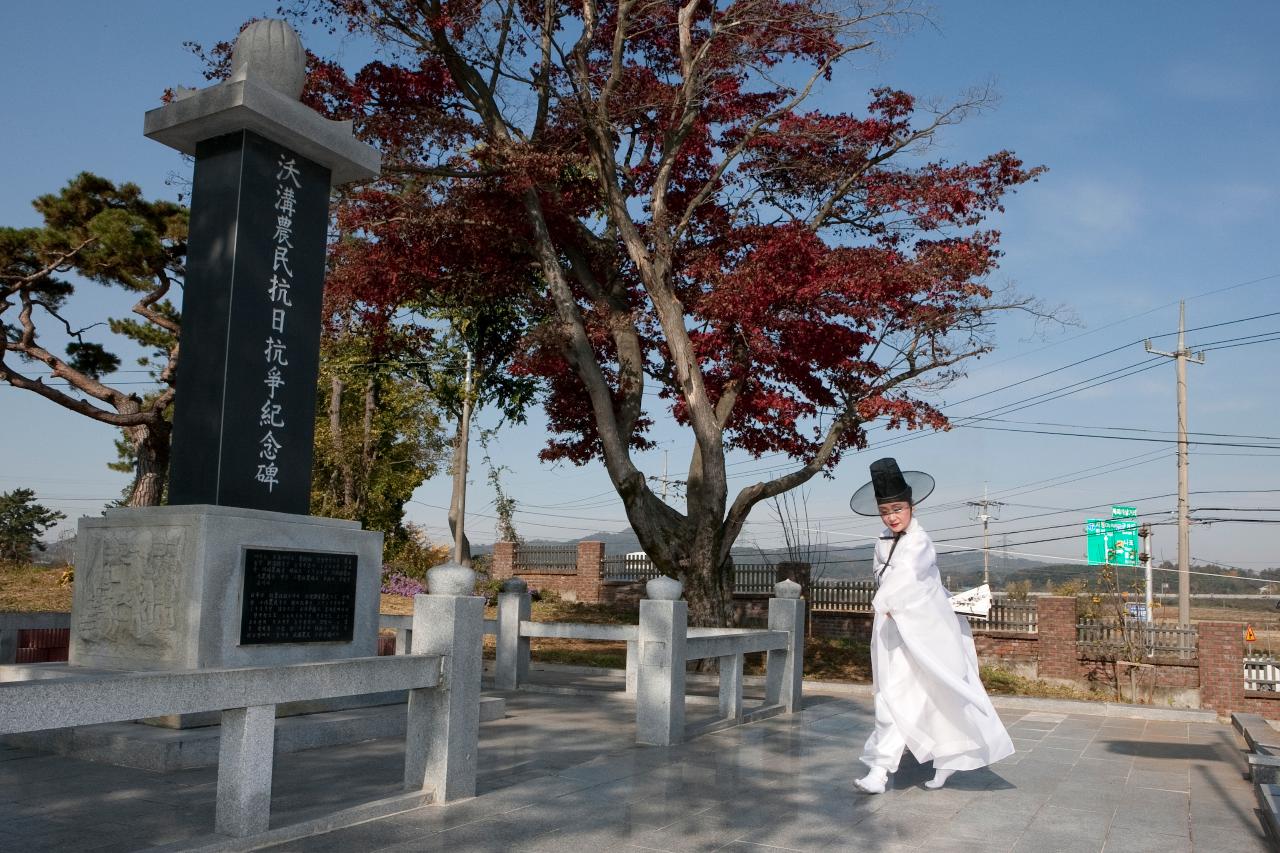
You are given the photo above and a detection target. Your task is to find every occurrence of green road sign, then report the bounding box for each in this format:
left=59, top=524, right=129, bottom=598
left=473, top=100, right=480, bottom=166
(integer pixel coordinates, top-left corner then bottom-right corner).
left=1112, top=505, right=1137, bottom=519
left=1086, top=516, right=1140, bottom=566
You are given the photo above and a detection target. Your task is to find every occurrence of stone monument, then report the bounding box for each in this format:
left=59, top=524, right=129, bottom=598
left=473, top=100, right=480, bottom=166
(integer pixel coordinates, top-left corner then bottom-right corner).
left=69, top=20, right=384, bottom=673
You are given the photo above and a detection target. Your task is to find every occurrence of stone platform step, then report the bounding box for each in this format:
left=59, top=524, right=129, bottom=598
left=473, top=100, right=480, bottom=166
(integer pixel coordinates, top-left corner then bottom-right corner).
left=3, top=695, right=505, bottom=773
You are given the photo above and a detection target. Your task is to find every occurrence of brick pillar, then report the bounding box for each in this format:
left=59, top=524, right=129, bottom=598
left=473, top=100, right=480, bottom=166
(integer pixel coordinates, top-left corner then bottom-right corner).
left=1197, top=621, right=1245, bottom=718
left=1036, top=596, right=1079, bottom=682
left=576, top=541, right=606, bottom=603
left=492, top=541, right=516, bottom=580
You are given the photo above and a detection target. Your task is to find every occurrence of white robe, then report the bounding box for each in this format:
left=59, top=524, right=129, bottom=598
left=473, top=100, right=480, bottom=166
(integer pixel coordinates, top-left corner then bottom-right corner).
left=861, top=518, right=1014, bottom=772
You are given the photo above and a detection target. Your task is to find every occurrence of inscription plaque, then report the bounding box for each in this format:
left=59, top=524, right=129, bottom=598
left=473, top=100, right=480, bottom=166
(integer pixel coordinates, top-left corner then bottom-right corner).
left=240, top=548, right=358, bottom=644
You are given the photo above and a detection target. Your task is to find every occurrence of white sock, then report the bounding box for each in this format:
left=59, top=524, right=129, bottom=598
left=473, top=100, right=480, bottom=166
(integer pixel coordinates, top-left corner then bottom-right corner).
left=925, top=768, right=954, bottom=790
left=854, top=766, right=889, bottom=794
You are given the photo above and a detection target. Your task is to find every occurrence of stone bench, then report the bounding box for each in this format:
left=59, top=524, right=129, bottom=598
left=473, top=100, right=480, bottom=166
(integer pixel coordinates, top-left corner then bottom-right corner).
left=1231, top=712, right=1280, bottom=845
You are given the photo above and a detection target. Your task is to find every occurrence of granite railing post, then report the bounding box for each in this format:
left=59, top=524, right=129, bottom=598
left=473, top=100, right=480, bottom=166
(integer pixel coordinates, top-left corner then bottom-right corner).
left=404, top=565, right=483, bottom=802
left=636, top=576, right=687, bottom=746
left=625, top=640, right=638, bottom=695
left=765, top=579, right=805, bottom=713
left=719, top=653, right=745, bottom=721
left=494, top=578, right=531, bottom=690
left=215, top=704, right=277, bottom=837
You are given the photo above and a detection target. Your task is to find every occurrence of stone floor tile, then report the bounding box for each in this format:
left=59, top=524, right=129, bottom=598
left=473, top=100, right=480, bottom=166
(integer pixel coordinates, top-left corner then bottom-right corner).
left=1127, top=768, right=1191, bottom=792
left=1110, top=787, right=1191, bottom=837
left=1188, top=821, right=1273, bottom=851
left=1102, top=829, right=1193, bottom=853
left=1011, top=805, right=1112, bottom=853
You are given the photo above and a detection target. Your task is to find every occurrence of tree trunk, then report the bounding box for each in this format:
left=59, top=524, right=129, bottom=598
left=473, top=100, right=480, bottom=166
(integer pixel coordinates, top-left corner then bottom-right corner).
left=446, top=417, right=472, bottom=567
left=626, top=503, right=735, bottom=628
left=126, top=421, right=170, bottom=507
left=357, top=377, right=378, bottom=517
left=329, top=375, right=357, bottom=510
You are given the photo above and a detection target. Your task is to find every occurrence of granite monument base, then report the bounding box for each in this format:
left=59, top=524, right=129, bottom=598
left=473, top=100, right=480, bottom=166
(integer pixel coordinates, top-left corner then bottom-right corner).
left=71, top=505, right=382, bottom=671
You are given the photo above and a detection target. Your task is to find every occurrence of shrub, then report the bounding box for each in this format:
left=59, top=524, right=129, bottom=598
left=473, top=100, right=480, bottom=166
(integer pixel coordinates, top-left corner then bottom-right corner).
left=381, top=571, right=426, bottom=597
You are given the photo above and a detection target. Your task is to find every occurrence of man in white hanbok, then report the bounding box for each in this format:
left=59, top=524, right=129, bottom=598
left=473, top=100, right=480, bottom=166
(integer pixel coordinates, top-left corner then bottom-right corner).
left=850, top=458, right=1014, bottom=793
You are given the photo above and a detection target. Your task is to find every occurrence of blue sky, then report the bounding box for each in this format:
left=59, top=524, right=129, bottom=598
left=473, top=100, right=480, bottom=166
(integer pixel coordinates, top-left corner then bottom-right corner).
left=2, top=2, right=1278, bottom=579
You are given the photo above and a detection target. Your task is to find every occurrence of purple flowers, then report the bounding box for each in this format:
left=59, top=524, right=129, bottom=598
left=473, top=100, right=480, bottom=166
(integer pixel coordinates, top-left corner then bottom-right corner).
left=381, top=571, right=426, bottom=597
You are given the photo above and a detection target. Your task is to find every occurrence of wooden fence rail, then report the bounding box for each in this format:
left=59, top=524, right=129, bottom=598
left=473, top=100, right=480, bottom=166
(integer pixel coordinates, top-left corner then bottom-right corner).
left=1076, top=619, right=1197, bottom=661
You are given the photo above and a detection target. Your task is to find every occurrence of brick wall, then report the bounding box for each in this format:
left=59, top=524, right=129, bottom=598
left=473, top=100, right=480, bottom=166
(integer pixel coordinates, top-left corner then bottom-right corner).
left=1035, top=596, right=1079, bottom=681
left=494, top=540, right=608, bottom=603
left=492, top=541, right=516, bottom=579
left=1198, top=620, right=1246, bottom=717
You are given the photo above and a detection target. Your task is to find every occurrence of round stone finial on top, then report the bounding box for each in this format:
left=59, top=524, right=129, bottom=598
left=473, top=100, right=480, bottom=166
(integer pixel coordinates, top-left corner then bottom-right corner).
left=230, top=19, right=307, bottom=100
left=774, top=579, right=802, bottom=599
left=427, top=561, right=478, bottom=597
left=646, top=576, right=683, bottom=601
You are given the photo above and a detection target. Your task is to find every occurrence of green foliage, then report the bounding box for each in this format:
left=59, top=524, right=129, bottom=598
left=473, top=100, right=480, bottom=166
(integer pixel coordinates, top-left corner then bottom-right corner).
left=480, top=430, right=520, bottom=543
left=0, top=489, right=65, bottom=564
left=310, top=325, right=450, bottom=554
left=1051, top=578, right=1088, bottom=597
left=1, top=173, right=186, bottom=507
left=381, top=522, right=451, bottom=582
left=1004, top=579, right=1032, bottom=601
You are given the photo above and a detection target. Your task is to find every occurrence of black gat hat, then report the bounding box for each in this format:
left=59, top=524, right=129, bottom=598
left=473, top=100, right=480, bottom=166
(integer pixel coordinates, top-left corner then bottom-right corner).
left=849, top=457, right=935, bottom=516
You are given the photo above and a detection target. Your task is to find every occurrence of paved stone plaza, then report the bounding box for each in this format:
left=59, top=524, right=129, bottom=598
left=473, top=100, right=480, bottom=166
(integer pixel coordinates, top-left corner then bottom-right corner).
left=0, top=686, right=1269, bottom=852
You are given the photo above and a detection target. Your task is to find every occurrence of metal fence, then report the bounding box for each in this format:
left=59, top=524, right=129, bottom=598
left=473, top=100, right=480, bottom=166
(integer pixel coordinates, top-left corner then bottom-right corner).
left=598, top=556, right=775, bottom=592
left=513, top=544, right=578, bottom=573
left=1245, top=653, right=1280, bottom=692
left=602, top=554, right=661, bottom=582
left=1076, top=620, right=1198, bottom=661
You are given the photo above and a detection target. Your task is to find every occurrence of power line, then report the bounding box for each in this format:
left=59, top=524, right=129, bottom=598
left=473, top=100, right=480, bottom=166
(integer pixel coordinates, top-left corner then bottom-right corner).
left=956, top=424, right=1280, bottom=450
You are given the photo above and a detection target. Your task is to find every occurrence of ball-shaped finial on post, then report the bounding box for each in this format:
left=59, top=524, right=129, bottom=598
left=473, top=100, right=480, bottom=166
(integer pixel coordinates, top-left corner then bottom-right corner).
left=426, top=561, right=478, bottom=597
left=230, top=20, right=307, bottom=100
left=646, top=576, right=684, bottom=601
left=774, top=579, right=802, bottom=599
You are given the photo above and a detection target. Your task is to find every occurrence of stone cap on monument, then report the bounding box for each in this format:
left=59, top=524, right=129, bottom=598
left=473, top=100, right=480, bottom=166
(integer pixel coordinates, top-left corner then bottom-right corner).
left=143, top=19, right=380, bottom=185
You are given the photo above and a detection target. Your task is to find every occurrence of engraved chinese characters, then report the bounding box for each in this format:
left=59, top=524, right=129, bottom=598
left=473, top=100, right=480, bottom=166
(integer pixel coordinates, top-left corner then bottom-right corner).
left=76, top=529, right=185, bottom=659
left=255, top=155, right=303, bottom=493
left=167, top=131, right=330, bottom=513
left=240, top=549, right=359, bottom=644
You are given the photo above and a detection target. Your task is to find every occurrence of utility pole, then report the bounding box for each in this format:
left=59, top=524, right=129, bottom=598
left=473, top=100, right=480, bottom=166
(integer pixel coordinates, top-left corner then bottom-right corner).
left=1145, top=301, right=1205, bottom=625
left=648, top=447, right=685, bottom=503
left=967, top=485, right=1004, bottom=586
left=1139, top=523, right=1153, bottom=623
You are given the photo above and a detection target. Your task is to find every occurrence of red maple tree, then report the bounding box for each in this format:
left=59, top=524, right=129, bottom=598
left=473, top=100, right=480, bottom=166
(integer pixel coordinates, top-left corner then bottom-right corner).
left=269, top=1, right=1046, bottom=624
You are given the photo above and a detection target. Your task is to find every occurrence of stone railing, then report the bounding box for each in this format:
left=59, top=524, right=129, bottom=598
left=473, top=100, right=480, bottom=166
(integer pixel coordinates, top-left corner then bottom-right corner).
left=0, top=592, right=483, bottom=843
left=490, top=576, right=804, bottom=746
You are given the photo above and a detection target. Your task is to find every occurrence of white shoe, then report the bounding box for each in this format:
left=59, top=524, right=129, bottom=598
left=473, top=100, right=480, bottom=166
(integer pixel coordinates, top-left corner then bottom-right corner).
left=925, top=769, right=954, bottom=790
left=854, top=767, right=889, bottom=794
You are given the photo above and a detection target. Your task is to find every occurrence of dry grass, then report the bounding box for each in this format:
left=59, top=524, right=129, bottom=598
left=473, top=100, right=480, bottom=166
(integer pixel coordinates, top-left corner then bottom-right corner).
left=980, top=665, right=1105, bottom=701
left=0, top=562, right=72, bottom=612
